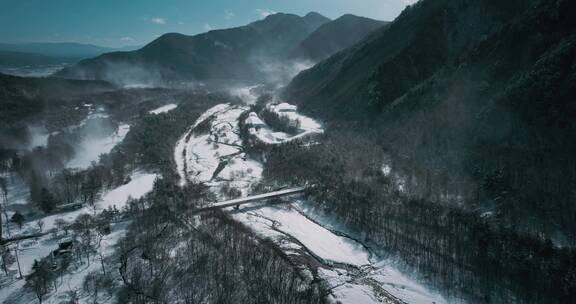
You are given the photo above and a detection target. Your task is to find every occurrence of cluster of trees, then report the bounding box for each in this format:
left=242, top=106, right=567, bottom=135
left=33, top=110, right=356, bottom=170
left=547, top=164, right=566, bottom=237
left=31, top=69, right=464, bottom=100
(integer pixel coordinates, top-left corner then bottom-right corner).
left=263, top=130, right=576, bottom=303
left=23, top=162, right=126, bottom=215
left=21, top=208, right=119, bottom=303
left=259, top=107, right=301, bottom=135
left=115, top=178, right=326, bottom=303
left=119, top=93, right=231, bottom=175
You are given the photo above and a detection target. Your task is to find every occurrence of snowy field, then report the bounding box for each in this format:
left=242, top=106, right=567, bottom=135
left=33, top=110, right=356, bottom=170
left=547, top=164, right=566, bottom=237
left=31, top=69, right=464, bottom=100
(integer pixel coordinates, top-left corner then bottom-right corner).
left=175, top=102, right=447, bottom=304
left=66, top=123, right=130, bottom=169
left=0, top=172, right=157, bottom=304
left=149, top=103, right=178, bottom=114
left=233, top=206, right=370, bottom=266
left=174, top=103, right=263, bottom=193
left=245, top=103, right=324, bottom=146
left=231, top=202, right=447, bottom=304
left=267, top=103, right=323, bottom=132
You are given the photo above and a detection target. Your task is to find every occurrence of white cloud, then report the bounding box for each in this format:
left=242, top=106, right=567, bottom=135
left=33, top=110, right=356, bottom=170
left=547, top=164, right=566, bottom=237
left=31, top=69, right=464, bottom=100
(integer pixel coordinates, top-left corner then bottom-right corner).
left=178, top=21, right=185, bottom=25
left=204, top=23, right=213, bottom=31
left=225, top=10, right=235, bottom=20
left=255, top=9, right=276, bottom=18
left=120, top=37, right=135, bottom=42
left=151, top=17, right=166, bottom=25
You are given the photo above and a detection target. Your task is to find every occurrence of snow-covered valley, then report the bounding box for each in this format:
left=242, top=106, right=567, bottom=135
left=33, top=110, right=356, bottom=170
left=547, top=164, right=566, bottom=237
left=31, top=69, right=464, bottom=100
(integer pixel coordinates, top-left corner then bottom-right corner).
left=174, top=102, right=447, bottom=304
left=0, top=95, right=448, bottom=304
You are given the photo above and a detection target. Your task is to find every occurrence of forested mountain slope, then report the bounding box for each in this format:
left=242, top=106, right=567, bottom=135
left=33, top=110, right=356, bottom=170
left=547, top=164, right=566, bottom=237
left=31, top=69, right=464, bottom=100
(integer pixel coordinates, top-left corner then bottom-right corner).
left=290, top=14, right=386, bottom=62
left=285, top=0, right=576, bottom=241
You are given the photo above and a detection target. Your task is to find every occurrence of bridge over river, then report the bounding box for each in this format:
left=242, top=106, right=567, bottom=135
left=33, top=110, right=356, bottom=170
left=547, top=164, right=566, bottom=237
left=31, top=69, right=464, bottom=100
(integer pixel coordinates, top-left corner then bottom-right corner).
left=192, top=186, right=307, bottom=214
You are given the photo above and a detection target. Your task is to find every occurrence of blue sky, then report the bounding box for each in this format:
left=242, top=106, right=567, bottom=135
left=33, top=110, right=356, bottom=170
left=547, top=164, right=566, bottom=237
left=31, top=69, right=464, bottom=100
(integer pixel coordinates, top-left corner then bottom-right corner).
left=0, top=0, right=416, bottom=48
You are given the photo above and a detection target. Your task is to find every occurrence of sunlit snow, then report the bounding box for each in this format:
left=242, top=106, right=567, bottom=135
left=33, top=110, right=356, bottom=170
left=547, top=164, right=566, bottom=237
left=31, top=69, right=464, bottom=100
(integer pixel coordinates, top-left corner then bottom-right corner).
left=149, top=103, right=178, bottom=114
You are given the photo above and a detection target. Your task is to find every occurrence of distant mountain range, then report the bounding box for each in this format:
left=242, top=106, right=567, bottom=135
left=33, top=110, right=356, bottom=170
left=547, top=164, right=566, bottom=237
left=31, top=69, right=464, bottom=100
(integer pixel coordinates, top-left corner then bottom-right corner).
left=0, top=42, right=140, bottom=59
left=55, top=13, right=384, bottom=86
left=0, top=43, right=142, bottom=72
left=0, top=50, right=72, bottom=67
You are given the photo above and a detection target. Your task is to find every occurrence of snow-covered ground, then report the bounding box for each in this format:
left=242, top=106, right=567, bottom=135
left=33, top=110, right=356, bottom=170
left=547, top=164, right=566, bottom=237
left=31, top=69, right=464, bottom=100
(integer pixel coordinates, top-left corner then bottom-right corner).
left=175, top=102, right=448, bottom=304
left=66, top=123, right=130, bottom=169
left=233, top=206, right=370, bottom=266
left=149, top=103, right=178, bottom=115
left=267, top=103, right=323, bottom=132
left=22, top=172, right=156, bottom=233
left=243, top=103, right=324, bottom=146
left=174, top=103, right=263, bottom=193
left=1, top=223, right=128, bottom=304
left=230, top=202, right=447, bottom=304
left=0, top=172, right=157, bottom=304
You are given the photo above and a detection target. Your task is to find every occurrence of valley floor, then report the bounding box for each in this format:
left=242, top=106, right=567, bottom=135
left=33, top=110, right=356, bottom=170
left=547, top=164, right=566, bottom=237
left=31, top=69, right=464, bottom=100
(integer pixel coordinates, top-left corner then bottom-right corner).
left=175, top=102, right=448, bottom=304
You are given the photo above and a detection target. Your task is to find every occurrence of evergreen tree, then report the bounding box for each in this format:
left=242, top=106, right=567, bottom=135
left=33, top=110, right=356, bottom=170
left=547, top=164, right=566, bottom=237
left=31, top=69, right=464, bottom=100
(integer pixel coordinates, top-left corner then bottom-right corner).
left=10, top=212, right=24, bottom=229
left=38, top=188, right=57, bottom=214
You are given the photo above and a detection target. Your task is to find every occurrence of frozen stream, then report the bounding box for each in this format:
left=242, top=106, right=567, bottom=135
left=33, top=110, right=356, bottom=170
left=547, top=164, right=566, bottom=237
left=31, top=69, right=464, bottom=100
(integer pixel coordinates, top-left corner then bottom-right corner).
left=175, top=103, right=448, bottom=304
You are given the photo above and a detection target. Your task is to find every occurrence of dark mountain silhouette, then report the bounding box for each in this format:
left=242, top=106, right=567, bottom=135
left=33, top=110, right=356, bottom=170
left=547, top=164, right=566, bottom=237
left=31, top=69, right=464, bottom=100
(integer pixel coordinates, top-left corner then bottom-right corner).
left=291, top=14, right=387, bottom=62
left=285, top=0, right=576, bottom=241
left=56, top=12, right=331, bottom=85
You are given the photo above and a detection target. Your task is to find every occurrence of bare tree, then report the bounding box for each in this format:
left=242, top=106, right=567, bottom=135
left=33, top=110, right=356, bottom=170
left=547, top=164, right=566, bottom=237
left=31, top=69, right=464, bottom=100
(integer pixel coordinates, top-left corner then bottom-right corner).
left=0, top=245, right=15, bottom=276
left=36, top=220, right=45, bottom=233
left=26, top=259, right=55, bottom=304
left=54, top=218, right=69, bottom=236
left=0, top=177, right=10, bottom=238
left=14, top=241, right=22, bottom=279
left=11, top=212, right=24, bottom=230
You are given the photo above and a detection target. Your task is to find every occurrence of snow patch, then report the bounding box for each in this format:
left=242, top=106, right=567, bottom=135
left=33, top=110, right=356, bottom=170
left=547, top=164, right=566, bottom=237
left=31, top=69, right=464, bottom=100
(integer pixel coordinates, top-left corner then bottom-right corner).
left=175, top=103, right=262, bottom=193
left=99, top=172, right=157, bottom=211
left=238, top=206, right=370, bottom=266
left=66, top=124, right=130, bottom=169
left=369, top=262, right=448, bottom=304
left=149, top=103, right=178, bottom=114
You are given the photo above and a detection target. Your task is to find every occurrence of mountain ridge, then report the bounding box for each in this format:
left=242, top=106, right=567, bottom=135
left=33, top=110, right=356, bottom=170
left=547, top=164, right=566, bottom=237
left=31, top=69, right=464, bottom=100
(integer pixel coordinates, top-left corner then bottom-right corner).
left=55, top=12, right=388, bottom=87
left=55, top=12, right=332, bottom=85
left=284, top=0, right=576, bottom=239
left=291, top=14, right=387, bottom=62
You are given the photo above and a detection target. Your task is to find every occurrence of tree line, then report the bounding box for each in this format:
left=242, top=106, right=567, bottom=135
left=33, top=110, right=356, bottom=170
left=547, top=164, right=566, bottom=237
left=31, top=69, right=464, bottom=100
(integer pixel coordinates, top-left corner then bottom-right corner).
left=263, top=129, right=576, bottom=303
